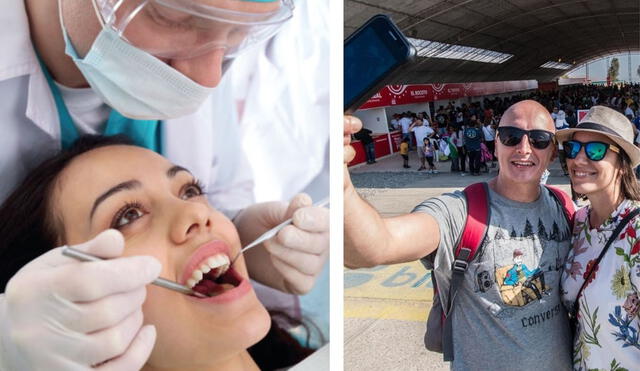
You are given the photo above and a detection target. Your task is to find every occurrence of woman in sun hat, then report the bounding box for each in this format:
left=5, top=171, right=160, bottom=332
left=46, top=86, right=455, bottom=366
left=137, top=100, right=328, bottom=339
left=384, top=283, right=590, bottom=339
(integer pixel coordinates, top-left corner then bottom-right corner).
left=558, top=105, right=640, bottom=370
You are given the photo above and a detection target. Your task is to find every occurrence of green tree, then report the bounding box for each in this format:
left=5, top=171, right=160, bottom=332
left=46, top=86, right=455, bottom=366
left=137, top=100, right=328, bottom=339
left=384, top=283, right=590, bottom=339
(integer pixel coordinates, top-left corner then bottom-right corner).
left=550, top=221, right=559, bottom=241
left=523, top=219, right=533, bottom=237
left=608, top=58, right=620, bottom=82
left=538, top=219, right=547, bottom=240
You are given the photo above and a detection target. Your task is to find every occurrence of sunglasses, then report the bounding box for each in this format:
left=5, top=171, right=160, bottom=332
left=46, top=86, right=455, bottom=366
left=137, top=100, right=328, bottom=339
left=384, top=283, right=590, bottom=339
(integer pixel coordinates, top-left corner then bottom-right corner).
left=563, top=140, right=620, bottom=161
left=496, top=126, right=554, bottom=150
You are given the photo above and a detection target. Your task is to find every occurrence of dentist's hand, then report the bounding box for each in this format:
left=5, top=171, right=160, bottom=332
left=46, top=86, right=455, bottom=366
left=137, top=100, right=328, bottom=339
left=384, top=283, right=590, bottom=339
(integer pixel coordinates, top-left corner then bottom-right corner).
left=0, top=229, right=160, bottom=371
left=235, top=194, right=329, bottom=295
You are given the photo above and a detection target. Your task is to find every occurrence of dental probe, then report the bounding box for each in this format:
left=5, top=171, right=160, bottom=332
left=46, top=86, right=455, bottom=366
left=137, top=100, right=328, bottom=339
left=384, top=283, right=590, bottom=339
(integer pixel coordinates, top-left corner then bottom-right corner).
left=61, top=246, right=208, bottom=298
left=230, top=196, right=330, bottom=266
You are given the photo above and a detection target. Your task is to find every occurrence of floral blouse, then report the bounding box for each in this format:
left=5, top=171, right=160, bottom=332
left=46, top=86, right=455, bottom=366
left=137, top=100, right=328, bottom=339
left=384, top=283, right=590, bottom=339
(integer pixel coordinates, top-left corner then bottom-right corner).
left=561, top=199, right=640, bottom=371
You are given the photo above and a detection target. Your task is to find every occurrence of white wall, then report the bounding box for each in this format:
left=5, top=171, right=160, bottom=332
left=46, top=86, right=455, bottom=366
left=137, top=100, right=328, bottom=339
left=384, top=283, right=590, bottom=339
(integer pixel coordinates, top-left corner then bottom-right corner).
left=354, top=108, right=388, bottom=133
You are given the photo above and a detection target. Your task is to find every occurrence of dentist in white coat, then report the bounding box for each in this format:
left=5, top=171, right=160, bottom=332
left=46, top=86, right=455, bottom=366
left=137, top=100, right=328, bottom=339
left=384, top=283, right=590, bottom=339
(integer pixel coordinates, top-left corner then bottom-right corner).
left=0, top=0, right=328, bottom=369
left=230, top=0, right=330, bottom=348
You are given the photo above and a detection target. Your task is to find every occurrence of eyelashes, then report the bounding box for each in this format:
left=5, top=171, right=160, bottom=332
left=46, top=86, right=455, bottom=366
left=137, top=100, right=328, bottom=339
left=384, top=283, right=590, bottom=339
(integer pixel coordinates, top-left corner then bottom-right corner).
left=180, top=179, right=207, bottom=200
left=111, top=201, right=147, bottom=230
left=109, top=179, right=207, bottom=230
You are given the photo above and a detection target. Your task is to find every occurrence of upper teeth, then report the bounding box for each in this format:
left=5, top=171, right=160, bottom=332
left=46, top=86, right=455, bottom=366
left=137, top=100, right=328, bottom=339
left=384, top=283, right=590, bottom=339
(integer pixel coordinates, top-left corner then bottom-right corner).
left=574, top=171, right=592, bottom=176
left=513, top=161, right=533, bottom=166
left=186, top=254, right=230, bottom=288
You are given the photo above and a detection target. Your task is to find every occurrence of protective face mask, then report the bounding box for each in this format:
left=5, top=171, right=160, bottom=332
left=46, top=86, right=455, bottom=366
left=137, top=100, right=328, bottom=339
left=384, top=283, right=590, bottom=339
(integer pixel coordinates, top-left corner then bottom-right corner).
left=60, top=24, right=215, bottom=120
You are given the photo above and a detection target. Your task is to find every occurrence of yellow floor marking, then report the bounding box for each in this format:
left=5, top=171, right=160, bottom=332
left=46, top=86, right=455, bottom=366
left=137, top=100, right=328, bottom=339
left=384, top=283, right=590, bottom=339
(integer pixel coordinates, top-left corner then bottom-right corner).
left=345, top=262, right=435, bottom=321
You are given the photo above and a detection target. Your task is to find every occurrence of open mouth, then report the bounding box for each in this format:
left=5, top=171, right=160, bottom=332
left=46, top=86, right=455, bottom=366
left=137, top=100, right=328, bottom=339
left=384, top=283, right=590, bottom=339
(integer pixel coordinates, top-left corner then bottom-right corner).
left=185, top=253, right=242, bottom=298
left=572, top=169, right=597, bottom=178
left=511, top=160, right=536, bottom=168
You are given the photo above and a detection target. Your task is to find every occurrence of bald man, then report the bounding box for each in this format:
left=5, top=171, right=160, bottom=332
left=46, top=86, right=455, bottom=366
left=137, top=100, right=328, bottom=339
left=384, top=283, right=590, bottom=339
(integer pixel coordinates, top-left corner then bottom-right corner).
left=344, top=100, right=572, bottom=370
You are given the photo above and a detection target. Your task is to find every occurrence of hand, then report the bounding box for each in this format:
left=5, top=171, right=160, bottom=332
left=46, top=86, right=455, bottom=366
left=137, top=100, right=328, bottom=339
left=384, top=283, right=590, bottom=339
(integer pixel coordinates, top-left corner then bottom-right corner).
left=237, top=194, right=329, bottom=295
left=0, top=230, right=161, bottom=371
left=344, top=115, right=362, bottom=191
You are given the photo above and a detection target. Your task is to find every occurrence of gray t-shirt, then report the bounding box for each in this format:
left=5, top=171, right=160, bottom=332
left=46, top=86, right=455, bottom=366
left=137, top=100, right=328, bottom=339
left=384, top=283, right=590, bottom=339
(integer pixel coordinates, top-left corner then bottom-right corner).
left=414, top=185, right=572, bottom=371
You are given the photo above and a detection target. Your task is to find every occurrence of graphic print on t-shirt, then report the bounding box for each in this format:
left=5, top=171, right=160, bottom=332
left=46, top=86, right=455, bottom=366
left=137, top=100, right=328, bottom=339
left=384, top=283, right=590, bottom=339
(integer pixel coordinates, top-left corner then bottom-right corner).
left=478, top=217, right=570, bottom=307
left=496, top=249, right=547, bottom=306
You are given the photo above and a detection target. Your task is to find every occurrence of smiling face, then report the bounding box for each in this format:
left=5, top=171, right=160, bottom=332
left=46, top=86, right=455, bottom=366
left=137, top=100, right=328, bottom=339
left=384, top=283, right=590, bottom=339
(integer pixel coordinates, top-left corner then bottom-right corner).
left=495, top=100, right=556, bottom=187
left=566, top=132, right=622, bottom=199
left=50, top=145, right=270, bottom=369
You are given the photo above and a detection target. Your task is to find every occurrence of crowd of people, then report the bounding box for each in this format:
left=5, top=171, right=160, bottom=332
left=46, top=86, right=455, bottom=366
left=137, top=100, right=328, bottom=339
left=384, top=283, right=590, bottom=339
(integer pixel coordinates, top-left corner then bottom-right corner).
left=389, top=108, right=498, bottom=175
left=373, top=83, right=640, bottom=175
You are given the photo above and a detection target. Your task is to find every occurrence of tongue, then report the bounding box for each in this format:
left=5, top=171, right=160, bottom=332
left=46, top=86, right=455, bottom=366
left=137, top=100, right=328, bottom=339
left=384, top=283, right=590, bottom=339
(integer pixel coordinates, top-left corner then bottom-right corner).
left=192, top=269, right=239, bottom=297
left=193, top=279, right=229, bottom=296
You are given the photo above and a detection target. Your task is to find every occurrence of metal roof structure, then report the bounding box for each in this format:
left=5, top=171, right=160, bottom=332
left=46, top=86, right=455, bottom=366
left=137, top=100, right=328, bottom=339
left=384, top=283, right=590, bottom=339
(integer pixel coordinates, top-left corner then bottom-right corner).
left=345, top=0, right=640, bottom=84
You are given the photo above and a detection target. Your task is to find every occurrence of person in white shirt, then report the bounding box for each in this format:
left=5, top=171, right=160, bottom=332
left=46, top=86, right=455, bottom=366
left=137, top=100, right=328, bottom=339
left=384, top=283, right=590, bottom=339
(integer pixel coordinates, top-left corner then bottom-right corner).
left=482, top=119, right=496, bottom=167
left=624, top=104, right=635, bottom=119
left=399, top=115, right=413, bottom=139
left=410, top=119, right=435, bottom=171
left=555, top=109, right=569, bottom=130
left=390, top=114, right=400, bottom=131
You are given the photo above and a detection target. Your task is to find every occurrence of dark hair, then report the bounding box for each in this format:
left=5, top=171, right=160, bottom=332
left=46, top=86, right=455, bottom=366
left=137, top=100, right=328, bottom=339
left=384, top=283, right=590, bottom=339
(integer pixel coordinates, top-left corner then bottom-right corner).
left=249, top=311, right=319, bottom=370
left=0, top=135, right=316, bottom=369
left=619, top=151, right=640, bottom=200
left=0, top=135, right=133, bottom=291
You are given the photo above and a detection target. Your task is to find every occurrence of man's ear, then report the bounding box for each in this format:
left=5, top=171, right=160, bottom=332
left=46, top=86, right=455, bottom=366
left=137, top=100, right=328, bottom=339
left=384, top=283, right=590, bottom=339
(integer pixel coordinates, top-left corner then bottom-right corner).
left=549, top=145, right=558, bottom=163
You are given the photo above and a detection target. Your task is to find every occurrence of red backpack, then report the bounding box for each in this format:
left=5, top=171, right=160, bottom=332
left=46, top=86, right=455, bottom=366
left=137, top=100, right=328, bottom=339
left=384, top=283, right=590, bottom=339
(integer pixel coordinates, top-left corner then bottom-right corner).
left=423, top=182, right=575, bottom=361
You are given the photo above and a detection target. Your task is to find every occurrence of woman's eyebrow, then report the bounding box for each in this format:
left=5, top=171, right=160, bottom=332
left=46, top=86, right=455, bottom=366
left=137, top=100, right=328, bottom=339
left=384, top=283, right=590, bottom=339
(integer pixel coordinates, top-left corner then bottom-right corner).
left=90, top=180, right=142, bottom=220
left=167, top=165, right=190, bottom=178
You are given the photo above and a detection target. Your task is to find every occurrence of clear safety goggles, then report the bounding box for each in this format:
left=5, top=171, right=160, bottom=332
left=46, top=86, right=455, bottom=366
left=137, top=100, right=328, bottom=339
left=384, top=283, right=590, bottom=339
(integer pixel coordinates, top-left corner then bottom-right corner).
left=91, top=0, right=294, bottom=59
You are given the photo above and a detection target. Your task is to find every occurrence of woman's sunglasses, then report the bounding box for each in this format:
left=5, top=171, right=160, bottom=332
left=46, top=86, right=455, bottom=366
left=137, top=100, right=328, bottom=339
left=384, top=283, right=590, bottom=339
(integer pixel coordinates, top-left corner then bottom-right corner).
left=496, top=126, right=554, bottom=150
left=563, top=140, right=620, bottom=161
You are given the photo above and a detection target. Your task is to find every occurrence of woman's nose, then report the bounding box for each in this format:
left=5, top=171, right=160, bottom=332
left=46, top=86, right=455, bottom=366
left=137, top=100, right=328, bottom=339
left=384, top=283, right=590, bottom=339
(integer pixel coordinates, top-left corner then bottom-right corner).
left=170, top=202, right=212, bottom=244
left=169, top=47, right=227, bottom=87
left=573, top=146, right=590, bottom=163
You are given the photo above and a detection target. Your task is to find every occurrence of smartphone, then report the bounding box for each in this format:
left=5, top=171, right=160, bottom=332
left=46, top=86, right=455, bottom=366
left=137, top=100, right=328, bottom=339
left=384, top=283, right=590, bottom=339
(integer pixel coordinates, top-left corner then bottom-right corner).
left=344, top=14, right=416, bottom=114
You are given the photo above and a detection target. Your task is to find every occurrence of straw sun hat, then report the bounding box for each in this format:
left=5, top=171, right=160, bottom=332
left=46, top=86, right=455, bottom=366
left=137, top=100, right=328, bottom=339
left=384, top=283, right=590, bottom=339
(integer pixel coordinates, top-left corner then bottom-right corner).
left=555, top=105, right=640, bottom=167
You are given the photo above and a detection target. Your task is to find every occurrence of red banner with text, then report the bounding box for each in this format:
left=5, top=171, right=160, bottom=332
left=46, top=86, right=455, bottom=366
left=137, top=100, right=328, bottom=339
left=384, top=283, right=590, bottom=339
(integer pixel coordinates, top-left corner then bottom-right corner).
left=358, top=80, right=539, bottom=110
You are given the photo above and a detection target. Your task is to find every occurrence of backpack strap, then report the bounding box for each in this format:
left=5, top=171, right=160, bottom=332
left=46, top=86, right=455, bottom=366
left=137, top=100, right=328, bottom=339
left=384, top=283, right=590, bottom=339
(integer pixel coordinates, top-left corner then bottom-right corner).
left=442, top=182, right=490, bottom=361
left=544, top=185, right=576, bottom=229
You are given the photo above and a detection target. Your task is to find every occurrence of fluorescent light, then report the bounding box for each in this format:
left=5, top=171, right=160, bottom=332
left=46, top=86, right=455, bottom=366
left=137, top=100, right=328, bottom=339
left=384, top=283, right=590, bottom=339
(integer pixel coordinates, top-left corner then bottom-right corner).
left=408, top=38, right=513, bottom=64
left=540, top=61, right=572, bottom=69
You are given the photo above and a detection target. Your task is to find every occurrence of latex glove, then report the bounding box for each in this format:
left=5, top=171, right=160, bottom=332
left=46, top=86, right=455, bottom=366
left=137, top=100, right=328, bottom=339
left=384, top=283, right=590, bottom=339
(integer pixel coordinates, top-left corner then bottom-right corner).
left=235, top=194, right=329, bottom=295
left=0, top=230, right=160, bottom=371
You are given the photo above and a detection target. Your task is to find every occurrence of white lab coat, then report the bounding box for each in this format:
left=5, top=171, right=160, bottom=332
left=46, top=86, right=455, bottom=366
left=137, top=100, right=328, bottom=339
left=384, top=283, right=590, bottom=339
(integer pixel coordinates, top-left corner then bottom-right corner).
left=227, top=0, right=329, bottom=351
left=229, top=0, right=329, bottom=203
left=0, top=0, right=254, bottom=218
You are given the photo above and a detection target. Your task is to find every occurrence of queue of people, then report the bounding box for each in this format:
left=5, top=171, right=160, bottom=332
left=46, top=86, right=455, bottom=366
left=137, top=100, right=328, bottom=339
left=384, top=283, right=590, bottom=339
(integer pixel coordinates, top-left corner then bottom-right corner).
left=344, top=100, right=640, bottom=370
left=389, top=110, right=498, bottom=175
